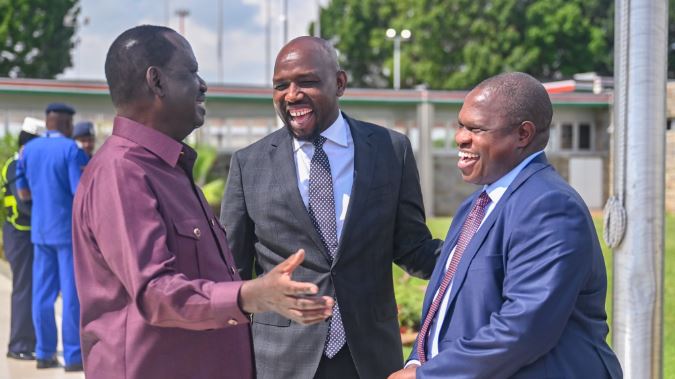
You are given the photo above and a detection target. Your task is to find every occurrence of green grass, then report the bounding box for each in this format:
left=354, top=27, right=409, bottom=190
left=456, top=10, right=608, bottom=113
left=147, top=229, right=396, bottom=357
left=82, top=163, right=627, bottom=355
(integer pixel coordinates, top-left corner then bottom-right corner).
left=396, top=214, right=675, bottom=372
left=664, top=214, right=675, bottom=377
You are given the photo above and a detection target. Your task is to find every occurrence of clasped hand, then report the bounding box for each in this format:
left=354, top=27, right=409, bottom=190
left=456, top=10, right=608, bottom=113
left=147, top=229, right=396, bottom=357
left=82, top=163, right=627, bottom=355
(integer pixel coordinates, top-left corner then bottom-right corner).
left=388, top=364, right=418, bottom=379
left=239, top=249, right=334, bottom=325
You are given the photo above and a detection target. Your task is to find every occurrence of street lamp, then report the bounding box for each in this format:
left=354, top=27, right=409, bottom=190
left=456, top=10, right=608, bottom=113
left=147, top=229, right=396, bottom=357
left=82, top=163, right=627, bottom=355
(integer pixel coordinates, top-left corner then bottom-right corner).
left=385, top=28, right=411, bottom=90
left=175, top=8, right=190, bottom=35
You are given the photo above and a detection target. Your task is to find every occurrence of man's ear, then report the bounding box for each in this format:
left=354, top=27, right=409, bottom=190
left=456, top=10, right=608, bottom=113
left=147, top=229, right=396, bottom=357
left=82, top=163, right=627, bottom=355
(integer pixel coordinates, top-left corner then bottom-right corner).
left=517, top=121, right=536, bottom=148
left=336, top=70, right=348, bottom=97
left=146, top=66, right=165, bottom=97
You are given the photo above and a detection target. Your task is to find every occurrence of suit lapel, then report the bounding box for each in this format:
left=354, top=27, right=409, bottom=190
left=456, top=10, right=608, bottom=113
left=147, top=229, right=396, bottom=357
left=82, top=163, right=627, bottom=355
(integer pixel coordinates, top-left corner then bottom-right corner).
left=332, top=115, right=376, bottom=267
left=444, top=154, right=552, bottom=310
left=269, top=131, right=330, bottom=259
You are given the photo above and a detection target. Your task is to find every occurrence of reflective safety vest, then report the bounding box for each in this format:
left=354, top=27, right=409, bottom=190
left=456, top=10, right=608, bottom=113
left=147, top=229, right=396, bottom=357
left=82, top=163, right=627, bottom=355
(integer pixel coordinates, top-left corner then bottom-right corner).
left=2, top=154, right=30, bottom=231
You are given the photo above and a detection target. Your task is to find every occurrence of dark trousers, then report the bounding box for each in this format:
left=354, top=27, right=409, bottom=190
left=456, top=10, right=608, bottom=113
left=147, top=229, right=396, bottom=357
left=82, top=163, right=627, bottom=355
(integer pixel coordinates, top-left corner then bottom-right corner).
left=2, top=223, right=36, bottom=353
left=314, top=345, right=360, bottom=379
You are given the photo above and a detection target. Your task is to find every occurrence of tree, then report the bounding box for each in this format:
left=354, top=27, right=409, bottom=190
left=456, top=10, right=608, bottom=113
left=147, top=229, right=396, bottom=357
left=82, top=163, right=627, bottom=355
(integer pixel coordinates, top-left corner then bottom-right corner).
left=315, top=0, right=615, bottom=90
left=312, top=0, right=401, bottom=87
left=0, top=0, right=80, bottom=78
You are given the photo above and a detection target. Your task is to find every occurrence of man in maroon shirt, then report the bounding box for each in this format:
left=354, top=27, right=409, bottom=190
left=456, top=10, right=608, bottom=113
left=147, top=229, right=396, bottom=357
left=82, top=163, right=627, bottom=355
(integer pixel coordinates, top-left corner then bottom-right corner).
left=72, top=25, right=334, bottom=379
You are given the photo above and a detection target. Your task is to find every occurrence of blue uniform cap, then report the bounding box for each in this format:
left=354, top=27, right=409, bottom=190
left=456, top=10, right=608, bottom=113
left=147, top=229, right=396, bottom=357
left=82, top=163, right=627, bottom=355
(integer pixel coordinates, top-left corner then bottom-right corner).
left=73, top=121, right=95, bottom=138
left=45, top=102, right=76, bottom=115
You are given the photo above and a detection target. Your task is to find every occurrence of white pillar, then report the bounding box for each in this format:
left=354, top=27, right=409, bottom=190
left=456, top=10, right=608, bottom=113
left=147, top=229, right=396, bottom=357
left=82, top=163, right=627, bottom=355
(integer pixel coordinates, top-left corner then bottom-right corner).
left=417, top=90, right=434, bottom=217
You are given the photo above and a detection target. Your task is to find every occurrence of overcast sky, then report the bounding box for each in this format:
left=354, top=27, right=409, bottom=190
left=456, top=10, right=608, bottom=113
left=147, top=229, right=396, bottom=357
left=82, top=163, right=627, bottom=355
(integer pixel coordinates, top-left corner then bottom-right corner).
left=59, top=0, right=323, bottom=86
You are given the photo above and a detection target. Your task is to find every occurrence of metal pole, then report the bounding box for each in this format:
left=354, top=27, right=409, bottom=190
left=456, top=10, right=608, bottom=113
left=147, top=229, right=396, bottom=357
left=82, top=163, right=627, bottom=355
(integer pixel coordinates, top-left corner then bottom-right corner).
left=393, top=36, right=401, bottom=90
left=164, top=0, right=170, bottom=27
left=315, top=0, right=321, bottom=37
left=282, top=0, right=288, bottom=44
left=266, top=0, right=271, bottom=86
left=612, top=0, right=668, bottom=377
left=217, top=0, right=223, bottom=83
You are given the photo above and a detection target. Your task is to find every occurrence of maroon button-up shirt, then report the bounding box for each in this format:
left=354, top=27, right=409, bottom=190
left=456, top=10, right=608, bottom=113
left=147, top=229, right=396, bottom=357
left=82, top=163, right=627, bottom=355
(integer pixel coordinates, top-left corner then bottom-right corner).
left=72, top=117, right=253, bottom=379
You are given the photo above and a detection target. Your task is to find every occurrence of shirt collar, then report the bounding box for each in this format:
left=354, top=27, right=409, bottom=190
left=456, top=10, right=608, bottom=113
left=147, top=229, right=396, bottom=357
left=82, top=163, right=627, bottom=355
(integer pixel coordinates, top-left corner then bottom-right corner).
left=111, top=116, right=197, bottom=170
left=45, top=130, right=64, bottom=138
left=483, top=150, right=544, bottom=204
left=293, top=111, right=349, bottom=152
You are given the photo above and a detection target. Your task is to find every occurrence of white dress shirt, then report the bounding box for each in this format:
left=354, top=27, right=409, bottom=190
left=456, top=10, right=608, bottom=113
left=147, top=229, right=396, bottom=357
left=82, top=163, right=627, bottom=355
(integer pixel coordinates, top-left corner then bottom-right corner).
left=293, top=112, right=354, bottom=241
left=408, top=150, right=544, bottom=366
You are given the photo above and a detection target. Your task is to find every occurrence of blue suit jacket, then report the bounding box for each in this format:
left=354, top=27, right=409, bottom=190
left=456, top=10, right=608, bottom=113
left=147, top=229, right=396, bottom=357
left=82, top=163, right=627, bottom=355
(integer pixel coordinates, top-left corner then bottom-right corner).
left=410, top=154, right=622, bottom=378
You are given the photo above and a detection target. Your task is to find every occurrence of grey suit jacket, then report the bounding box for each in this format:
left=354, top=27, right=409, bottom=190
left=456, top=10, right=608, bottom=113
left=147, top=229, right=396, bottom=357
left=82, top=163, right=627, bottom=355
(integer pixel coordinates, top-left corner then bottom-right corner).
left=221, top=114, right=442, bottom=379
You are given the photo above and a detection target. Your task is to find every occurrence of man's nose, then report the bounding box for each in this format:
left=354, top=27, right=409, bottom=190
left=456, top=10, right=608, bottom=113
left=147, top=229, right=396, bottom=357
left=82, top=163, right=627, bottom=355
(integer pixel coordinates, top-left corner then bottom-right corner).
left=199, top=75, right=207, bottom=93
left=285, top=83, right=303, bottom=102
left=455, top=127, right=471, bottom=147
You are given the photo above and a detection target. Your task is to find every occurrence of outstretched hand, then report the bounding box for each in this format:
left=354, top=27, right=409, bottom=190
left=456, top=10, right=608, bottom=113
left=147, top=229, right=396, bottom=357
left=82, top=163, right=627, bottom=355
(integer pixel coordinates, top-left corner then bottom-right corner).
left=239, top=249, right=334, bottom=325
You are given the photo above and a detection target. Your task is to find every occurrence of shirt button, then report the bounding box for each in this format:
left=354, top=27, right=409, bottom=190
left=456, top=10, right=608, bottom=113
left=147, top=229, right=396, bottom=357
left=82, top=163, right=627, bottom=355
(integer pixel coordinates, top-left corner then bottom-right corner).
left=193, top=228, right=201, bottom=238
left=228, top=319, right=238, bottom=326
left=230, top=266, right=236, bottom=275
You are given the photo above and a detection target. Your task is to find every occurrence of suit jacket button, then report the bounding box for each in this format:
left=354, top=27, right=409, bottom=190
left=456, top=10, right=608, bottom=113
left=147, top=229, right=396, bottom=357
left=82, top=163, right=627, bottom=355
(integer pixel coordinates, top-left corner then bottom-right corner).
left=230, top=266, right=236, bottom=275
left=193, top=228, right=201, bottom=238
left=211, top=219, right=216, bottom=227
left=228, top=319, right=238, bottom=326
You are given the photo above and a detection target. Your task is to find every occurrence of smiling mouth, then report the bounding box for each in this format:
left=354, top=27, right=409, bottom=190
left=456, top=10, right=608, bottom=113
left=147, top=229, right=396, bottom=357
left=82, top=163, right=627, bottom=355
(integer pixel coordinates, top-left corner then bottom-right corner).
left=457, top=150, right=479, bottom=170
left=288, top=108, right=313, bottom=125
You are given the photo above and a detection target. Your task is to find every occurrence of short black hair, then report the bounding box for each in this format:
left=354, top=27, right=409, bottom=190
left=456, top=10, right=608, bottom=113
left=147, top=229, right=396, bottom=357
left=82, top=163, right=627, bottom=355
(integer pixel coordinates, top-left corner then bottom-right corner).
left=475, top=72, right=553, bottom=132
left=104, top=25, right=178, bottom=107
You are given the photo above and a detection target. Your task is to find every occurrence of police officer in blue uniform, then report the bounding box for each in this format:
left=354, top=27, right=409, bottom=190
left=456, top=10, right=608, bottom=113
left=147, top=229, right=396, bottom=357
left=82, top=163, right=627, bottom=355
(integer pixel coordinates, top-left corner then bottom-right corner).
left=2, top=129, right=39, bottom=361
left=16, top=103, right=88, bottom=372
left=72, top=121, right=96, bottom=158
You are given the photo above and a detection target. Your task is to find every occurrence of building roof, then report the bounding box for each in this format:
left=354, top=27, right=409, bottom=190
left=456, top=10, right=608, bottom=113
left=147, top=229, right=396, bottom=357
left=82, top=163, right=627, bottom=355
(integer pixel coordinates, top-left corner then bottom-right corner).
left=0, top=77, right=611, bottom=107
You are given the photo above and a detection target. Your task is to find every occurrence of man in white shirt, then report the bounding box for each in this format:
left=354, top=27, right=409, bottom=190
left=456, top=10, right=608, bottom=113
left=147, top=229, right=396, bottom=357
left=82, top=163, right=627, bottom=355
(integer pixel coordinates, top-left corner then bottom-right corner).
left=220, top=36, right=442, bottom=379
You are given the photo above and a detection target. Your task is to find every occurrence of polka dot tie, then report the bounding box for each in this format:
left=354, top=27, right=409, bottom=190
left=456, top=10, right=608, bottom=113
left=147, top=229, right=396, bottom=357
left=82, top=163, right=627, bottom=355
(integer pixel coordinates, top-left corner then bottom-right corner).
left=415, top=191, right=491, bottom=363
left=308, top=135, right=346, bottom=358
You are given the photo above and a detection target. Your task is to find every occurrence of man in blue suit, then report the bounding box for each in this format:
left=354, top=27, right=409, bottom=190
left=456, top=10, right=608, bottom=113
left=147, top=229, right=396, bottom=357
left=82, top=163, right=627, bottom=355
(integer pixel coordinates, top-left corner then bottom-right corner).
left=389, top=72, right=622, bottom=379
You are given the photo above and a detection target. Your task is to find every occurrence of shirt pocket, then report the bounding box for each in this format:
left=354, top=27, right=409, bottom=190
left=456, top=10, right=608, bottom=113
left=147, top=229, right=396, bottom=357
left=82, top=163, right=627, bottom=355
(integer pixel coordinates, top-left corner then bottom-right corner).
left=171, top=219, right=204, bottom=279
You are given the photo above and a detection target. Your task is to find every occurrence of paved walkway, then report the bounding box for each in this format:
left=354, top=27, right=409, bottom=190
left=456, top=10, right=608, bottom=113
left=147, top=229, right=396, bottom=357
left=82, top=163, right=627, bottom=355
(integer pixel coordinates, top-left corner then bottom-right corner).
left=0, top=259, right=84, bottom=379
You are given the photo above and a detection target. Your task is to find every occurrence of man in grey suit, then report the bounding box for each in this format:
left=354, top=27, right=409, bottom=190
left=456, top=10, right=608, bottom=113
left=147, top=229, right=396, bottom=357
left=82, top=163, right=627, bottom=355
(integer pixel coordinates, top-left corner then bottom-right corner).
left=220, top=36, right=442, bottom=379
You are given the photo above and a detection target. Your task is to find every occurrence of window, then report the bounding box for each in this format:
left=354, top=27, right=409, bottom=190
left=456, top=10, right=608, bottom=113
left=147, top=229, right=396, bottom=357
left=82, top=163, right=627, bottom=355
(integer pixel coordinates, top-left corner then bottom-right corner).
left=578, top=123, right=591, bottom=150
left=561, top=123, right=574, bottom=150
left=556, top=122, right=596, bottom=151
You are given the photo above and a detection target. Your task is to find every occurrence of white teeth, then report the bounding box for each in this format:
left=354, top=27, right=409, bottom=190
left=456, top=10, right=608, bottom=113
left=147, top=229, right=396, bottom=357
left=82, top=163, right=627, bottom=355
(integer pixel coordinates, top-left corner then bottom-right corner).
left=458, top=151, right=479, bottom=159
left=289, top=109, right=312, bottom=117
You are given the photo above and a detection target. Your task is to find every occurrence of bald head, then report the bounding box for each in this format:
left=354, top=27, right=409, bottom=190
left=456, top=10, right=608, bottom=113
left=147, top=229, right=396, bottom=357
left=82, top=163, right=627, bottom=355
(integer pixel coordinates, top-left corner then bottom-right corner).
left=275, top=36, right=340, bottom=72
left=272, top=36, right=347, bottom=140
left=472, top=72, right=552, bottom=150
